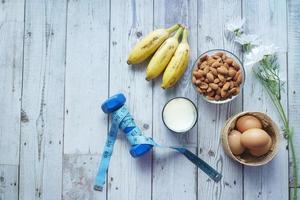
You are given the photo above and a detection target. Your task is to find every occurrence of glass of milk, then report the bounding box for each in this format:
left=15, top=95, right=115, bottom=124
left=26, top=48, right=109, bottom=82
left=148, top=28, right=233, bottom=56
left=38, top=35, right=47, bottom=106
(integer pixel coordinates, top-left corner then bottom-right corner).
left=162, top=97, right=198, bottom=133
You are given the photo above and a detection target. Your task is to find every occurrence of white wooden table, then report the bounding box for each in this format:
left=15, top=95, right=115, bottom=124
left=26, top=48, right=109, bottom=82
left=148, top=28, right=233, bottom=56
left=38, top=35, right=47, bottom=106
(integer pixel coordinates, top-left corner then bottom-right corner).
left=0, top=0, right=299, bottom=199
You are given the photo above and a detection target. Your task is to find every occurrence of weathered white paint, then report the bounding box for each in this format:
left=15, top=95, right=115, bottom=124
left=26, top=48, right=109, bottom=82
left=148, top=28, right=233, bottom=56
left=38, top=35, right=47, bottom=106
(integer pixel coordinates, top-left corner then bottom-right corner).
left=108, top=0, right=153, bottom=199
left=19, top=1, right=67, bottom=199
left=64, top=0, right=110, bottom=199
left=197, top=1, right=243, bottom=199
left=63, top=154, right=104, bottom=200
left=288, top=0, right=300, bottom=188
left=152, top=1, right=198, bottom=200
left=0, top=165, right=18, bottom=200
left=0, top=0, right=24, bottom=165
left=243, top=0, right=289, bottom=199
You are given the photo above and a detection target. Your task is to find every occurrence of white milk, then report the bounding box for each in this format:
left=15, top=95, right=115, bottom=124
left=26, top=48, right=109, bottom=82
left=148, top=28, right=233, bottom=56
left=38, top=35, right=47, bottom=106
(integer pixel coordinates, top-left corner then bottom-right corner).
left=162, top=98, right=197, bottom=133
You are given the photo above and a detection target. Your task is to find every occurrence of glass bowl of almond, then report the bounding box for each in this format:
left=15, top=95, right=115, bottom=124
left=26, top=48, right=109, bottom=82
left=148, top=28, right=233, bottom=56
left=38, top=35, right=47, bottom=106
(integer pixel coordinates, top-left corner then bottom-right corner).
left=192, top=49, right=245, bottom=104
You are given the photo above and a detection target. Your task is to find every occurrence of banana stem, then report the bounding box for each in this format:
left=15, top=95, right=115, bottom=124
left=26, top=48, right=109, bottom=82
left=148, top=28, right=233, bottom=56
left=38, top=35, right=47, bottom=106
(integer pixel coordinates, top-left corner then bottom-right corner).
left=166, top=24, right=180, bottom=34
left=182, top=28, right=189, bottom=43
left=174, top=27, right=184, bottom=40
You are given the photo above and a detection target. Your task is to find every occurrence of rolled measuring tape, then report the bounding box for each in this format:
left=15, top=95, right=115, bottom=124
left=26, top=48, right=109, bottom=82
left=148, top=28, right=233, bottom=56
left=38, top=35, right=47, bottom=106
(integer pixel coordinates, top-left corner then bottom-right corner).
left=94, top=93, right=222, bottom=191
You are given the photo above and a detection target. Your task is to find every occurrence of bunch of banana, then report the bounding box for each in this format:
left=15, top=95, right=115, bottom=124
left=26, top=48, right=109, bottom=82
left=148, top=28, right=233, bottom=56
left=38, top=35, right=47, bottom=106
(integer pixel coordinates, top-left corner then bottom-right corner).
left=127, top=24, right=190, bottom=89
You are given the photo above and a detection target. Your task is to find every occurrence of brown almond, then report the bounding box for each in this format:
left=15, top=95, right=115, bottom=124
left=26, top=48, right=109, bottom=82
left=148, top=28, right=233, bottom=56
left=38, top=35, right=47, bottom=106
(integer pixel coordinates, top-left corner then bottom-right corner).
left=218, top=82, right=224, bottom=87
left=206, top=72, right=214, bottom=82
left=215, top=95, right=221, bottom=101
left=218, top=74, right=226, bottom=82
left=199, top=82, right=208, bottom=89
left=198, top=70, right=206, bottom=77
left=195, top=80, right=201, bottom=85
left=207, top=91, right=215, bottom=97
left=207, top=87, right=212, bottom=92
left=207, top=57, right=215, bottom=65
left=214, top=78, right=220, bottom=84
left=232, top=61, right=240, bottom=70
left=197, top=87, right=205, bottom=94
left=212, top=61, right=222, bottom=68
left=200, top=77, right=205, bottom=81
left=203, top=66, right=210, bottom=74
left=237, top=74, right=243, bottom=84
left=229, top=87, right=237, bottom=95
left=226, top=77, right=232, bottom=81
left=216, top=88, right=221, bottom=95
left=217, top=66, right=228, bottom=75
left=222, top=54, right=226, bottom=60
left=221, top=89, right=227, bottom=98
left=209, top=83, right=219, bottom=90
left=210, top=67, right=218, bottom=76
left=229, top=81, right=234, bottom=89
left=193, top=71, right=201, bottom=78
left=225, top=58, right=233, bottom=65
left=222, top=82, right=230, bottom=90
left=192, top=76, right=197, bottom=84
left=205, top=78, right=210, bottom=83
left=236, top=87, right=240, bottom=93
left=228, top=68, right=237, bottom=77
left=212, top=55, right=220, bottom=59
left=200, top=55, right=208, bottom=62
left=233, top=71, right=240, bottom=81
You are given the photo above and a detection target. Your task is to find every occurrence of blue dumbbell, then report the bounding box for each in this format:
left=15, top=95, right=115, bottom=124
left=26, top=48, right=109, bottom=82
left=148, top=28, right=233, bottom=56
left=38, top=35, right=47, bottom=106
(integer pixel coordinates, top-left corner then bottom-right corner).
left=101, top=93, right=153, bottom=157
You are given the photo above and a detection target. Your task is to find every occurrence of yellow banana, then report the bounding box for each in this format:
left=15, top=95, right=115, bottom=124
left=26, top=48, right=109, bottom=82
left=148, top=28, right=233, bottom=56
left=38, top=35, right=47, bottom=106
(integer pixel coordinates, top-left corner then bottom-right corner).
left=161, top=28, right=190, bottom=89
left=127, top=24, right=180, bottom=65
left=146, top=27, right=183, bottom=80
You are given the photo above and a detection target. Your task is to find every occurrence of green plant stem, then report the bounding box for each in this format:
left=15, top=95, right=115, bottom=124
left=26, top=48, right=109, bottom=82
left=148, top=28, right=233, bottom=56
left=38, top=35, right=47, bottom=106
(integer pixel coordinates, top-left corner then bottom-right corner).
left=254, top=66, right=298, bottom=200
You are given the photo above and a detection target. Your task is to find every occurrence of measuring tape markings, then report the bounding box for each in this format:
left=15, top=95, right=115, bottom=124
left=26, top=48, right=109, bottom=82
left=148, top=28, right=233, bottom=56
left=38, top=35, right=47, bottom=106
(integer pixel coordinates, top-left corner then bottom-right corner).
left=94, top=105, right=222, bottom=191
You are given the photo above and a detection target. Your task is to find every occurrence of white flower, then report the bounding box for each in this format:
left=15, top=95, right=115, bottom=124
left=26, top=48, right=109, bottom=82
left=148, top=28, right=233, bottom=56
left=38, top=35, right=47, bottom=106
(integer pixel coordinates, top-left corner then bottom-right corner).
left=245, top=44, right=279, bottom=66
left=235, top=34, right=260, bottom=46
left=225, top=18, right=245, bottom=36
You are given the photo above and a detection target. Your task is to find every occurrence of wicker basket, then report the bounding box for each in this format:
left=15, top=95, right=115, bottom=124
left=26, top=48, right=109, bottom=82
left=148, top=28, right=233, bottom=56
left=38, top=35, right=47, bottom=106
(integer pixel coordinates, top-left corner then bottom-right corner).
left=221, top=111, right=280, bottom=166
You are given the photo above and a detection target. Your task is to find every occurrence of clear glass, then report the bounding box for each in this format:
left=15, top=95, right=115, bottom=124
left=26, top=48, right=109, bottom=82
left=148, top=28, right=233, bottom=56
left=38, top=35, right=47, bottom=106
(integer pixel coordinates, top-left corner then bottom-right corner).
left=192, top=49, right=245, bottom=104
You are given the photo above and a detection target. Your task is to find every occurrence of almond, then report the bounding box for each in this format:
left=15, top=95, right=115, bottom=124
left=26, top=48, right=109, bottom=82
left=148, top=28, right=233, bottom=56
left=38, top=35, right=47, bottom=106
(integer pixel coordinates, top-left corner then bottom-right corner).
left=206, top=72, right=214, bottom=82
left=218, top=74, right=226, bottom=82
left=215, top=52, right=224, bottom=57
left=203, top=66, right=210, bottom=74
left=217, top=66, right=228, bottom=75
left=225, top=58, right=233, bottom=65
left=214, top=78, right=220, bottom=84
left=205, top=78, right=210, bottom=83
left=233, top=71, right=240, bottom=81
left=216, top=88, right=221, bottom=95
left=193, top=71, right=201, bottom=78
left=210, top=67, right=218, bottom=76
left=221, top=89, right=227, bottom=98
left=229, top=87, right=237, bottom=95
left=209, top=83, right=219, bottom=90
left=195, top=80, right=201, bottom=85
left=200, top=55, right=208, bottom=62
left=199, top=82, right=208, bottom=89
left=207, top=87, right=212, bottom=92
left=215, top=95, right=221, bottom=100
left=237, top=74, right=243, bottom=84
left=228, top=68, right=237, bottom=77
left=212, top=61, right=222, bottom=68
left=222, top=82, right=230, bottom=90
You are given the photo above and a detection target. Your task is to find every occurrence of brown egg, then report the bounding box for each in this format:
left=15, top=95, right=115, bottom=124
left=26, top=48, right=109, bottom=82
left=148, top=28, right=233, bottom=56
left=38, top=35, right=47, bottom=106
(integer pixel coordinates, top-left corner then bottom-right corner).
left=228, top=130, right=245, bottom=155
left=250, top=139, right=272, bottom=157
left=236, top=115, right=262, bottom=132
left=240, top=128, right=271, bottom=149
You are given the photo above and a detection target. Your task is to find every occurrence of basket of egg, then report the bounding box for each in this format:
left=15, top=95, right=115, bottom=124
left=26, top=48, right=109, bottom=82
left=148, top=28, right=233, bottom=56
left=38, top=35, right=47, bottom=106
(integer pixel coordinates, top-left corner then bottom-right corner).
left=221, top=112, right=280, bottom=166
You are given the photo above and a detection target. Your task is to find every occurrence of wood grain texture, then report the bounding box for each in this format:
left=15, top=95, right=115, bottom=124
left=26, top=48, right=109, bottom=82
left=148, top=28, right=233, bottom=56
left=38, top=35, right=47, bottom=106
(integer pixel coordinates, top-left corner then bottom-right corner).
left=0, top=0, right=24, bottom=165
left=152, top=1, right=198, bottom=200
left=19, top=1, right=67, bottom=199
left=242, top=0, right=289, bottom=199
left=288, top=0, right=300, bottom=188
left=108, top=0, right=153, bottom=200
left=64, top=0, right=110, bottom=199
left=63, top=154, right=103, bottom=200
left=0, top=165, right=18, bottom=200
left=197, top=1, right=243, bottom=199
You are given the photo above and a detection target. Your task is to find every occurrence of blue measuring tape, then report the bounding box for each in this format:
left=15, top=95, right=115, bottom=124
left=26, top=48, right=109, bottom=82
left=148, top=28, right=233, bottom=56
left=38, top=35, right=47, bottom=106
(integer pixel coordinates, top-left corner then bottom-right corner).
left=94, top=93, right=222, bottom=191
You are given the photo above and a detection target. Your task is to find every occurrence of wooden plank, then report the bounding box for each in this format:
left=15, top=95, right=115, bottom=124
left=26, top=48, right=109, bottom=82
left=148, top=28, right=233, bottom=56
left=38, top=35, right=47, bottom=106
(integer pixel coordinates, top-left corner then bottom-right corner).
left=152, top=1, right=198, bottom=199
left=64, top=0, right=110, bottom=199
left=197, top=1, right=243, bottom=199
left=0, top=0, right=24, bottom=165
left=19, top=1, right=67, bottom=199
left=108, top=0, right=153, bottom=199
left=243, top=1, right=289, bottom=199
left=287, top=0, right=300, bottom=188
left=63, top=154, right=104, bottom=200
left=0, top=165, right=18, bottom=200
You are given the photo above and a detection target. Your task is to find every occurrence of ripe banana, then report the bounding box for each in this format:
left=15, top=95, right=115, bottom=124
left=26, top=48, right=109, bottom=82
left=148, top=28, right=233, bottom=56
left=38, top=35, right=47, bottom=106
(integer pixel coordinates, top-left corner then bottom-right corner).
left=146, top=27, right=183, bottom=80
left=127, top=24, right=180, bottom=65
left=161, top=28, right=190, bottom=89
